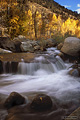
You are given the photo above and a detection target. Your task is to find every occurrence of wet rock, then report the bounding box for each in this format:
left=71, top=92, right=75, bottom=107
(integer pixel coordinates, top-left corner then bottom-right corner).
left=57, top=43, right=63, bottom=50
left=69, top=69, right=80, bottom=77
left=4, top=92, right=25, bottom=109
left=0, top=48, right=12, bottom=53
left=3, top=62, right=18, bottom=73
left=61, top=37, right=80, bottom=56
left=58, top=52, right=80, bottom=63
left=30, top=94, right=53, bottom=111
left=69, top=62, right=79, bottom=69
left=4, top=62, right=11, bottom=73
left=58, top=52, right=65, bottom=59
left=0, top=60, right=3, bottom=74
left=68, top=62, right=80, bottom=77
left=11, top=62, right=18, bottom=73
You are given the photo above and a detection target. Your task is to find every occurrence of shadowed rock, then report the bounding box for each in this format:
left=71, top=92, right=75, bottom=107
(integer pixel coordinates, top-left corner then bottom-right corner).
left=0, top=37, right=21, bottom=52
left=0, top=60, right=3, bottom=74
left=30, top=94, right=53, bottom=111
left=4, top=92, right=25, bottom=109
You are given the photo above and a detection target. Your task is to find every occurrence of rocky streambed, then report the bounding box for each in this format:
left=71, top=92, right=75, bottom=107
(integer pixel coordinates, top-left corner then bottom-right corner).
left=0, top=46, right=80, bottom=120
left=0, top=36, right=80, bottom=120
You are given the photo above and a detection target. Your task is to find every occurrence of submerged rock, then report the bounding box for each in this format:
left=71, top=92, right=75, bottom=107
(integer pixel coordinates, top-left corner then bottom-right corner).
left=68, top=62, right=80, bottom=77
left=69, top=69, right=80, bottom=77
left=30, top=94, right=53, bottom=111
left=4, top=92, right=25, bottom=109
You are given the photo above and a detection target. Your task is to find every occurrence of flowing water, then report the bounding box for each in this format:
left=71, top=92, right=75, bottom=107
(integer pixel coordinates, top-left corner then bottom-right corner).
left=0, top=47, right=80, bottom=120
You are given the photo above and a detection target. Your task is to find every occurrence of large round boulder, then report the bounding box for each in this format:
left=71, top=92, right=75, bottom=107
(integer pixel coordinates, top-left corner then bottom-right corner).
left=4, top=92, right=25, bottom=109
left=30, top=94, right=53, bottom=111
left=61, top=37, right=80, bottom=56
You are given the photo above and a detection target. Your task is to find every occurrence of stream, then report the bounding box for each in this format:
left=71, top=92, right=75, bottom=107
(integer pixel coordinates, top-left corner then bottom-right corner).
left=0, top=47, right=80, bottom=120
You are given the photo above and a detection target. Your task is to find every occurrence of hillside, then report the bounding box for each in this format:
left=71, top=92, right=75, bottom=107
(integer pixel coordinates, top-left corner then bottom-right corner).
left=0, top=0, right=80, bottom=40
left=28, top=0, right=80, bottom=20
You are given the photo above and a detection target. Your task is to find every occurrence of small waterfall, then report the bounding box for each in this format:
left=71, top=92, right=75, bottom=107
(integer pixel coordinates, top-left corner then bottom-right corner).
left=1, top=61, right=18, bottom=74
left=18, top=62, right=56, bottom=75
left=17, top=55, right=66, bottom=75
left=0, top=48, right=80, bottom=120
left=0, top=47, right=66, bottom=75
left=55, top=56, right=66, bottom=70
left=0, top=55, right=66, bottom=75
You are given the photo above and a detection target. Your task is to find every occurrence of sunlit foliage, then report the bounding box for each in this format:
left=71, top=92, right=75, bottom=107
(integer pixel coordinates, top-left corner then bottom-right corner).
left=1, top=0, right=80, bottom=40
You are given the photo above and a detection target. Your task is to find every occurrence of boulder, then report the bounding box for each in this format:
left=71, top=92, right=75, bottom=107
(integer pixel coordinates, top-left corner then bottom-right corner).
left=61, top=37, right=80, bottom=56
left=0, top=37, right=11, bottom=48
left=14, top=41, right=21, bottom=52
left=13, top=35, right=28, bottom=42
left=0, top=37, right=21, bottom=52
left=30, top=94, right=53, bottom=111
left=45, top=38, right=57, bottom=47
left=39, top=38, right=57, bottom=49
left=20, top=41, right=33, bottom=52
left=4, top=92, right=25, bottom=109
left=20, top=41, right=40, bottom=52
left=0, top=48, right=12, bottom=53
left=57, top=43, right=63, bottom=50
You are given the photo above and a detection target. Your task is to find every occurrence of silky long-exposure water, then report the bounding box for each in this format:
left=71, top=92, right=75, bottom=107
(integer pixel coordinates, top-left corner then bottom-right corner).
left=0, top=47, right=80, bottom=120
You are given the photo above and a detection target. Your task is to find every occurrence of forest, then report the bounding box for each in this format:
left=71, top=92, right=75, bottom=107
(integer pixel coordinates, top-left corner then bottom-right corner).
left=0, top=0, right=80, bottom=41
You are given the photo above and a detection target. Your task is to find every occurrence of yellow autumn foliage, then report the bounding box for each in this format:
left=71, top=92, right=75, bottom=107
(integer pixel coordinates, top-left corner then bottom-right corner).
left=2, top=0, right=80, bottom=40
left=10, top=16, right=19, bottom=25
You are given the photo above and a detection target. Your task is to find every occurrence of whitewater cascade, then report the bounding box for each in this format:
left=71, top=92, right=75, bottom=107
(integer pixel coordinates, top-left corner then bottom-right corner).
left=0, top=47, right=80, bottom=120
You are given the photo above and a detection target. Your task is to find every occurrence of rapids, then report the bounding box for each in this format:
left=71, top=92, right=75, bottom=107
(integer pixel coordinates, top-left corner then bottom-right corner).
left=0, top=47, right=80, bottom=120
